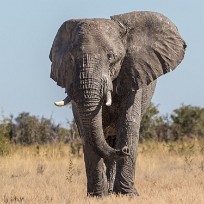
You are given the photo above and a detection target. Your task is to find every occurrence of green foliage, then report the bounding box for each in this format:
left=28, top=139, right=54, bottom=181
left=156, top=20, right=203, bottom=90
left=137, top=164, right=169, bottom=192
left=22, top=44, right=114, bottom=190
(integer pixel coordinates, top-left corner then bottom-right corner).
left=140, top=103, right=159, bottom=141
left=140, top=104, right=204, bottom=142
left=0, top=112, right=69, bottom=145
left=0, top=114, right=13, bottom=155
left=171, top=105, right=204, bottom=139
left=0, top=112, right=83, bottom=156
left=68, top=121, right=83, bottom=157
left=14, top=112, right=40, bottom=144
left=0, top=114, right=14, bottom=140
left=1, top=103, right=204, bottom=153
left=140, top=103, right=171, bottom=142
left=0, top=135, right=11, bottom=156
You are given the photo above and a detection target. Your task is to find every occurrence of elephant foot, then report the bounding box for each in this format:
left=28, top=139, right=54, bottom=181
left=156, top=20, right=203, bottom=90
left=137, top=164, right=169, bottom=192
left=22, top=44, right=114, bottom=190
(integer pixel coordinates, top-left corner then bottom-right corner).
left=87, top=190, right=108, bottom=197
left=126, top=189, right=139, bottom=197
left=87, top=181, right=108, bottom=197
left=114, top=189, right=139, bottom=197
left=113, top=184, right=139, bottom=197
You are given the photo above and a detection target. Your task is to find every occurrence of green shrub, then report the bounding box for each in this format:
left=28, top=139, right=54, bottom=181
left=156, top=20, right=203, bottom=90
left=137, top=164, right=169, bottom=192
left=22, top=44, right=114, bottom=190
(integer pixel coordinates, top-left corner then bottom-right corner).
left=171, top=105, right=204, bottom=139
left=0, top=135, right=11, bottom=156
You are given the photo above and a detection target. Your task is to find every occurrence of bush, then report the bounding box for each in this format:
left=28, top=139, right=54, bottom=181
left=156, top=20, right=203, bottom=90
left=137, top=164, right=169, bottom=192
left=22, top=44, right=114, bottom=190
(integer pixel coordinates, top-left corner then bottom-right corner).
left=171, top=105, right=204, bottom=139
left=0, top=112, right=69, bottom=145
left=1, top=103, right=204, bottom=150
left=67, top=121, right=83, bottom=157
left=0, top=135, right=11, bottom=156
left=140, top=103, right=162, bottom=141
left=140, top=104, right=204, bottom=142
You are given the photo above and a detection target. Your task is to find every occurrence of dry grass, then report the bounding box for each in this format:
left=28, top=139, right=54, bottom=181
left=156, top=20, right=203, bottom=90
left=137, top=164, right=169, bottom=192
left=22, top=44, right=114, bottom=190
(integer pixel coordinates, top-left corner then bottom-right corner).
left=1, top=141, right=204, bottom=204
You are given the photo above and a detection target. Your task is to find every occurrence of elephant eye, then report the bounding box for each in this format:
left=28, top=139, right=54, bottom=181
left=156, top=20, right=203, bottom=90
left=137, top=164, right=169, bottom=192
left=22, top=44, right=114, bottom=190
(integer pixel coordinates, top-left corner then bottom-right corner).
left=107, top=52, right=115, bottom=61
left=107, top=53, right=112, bottom=60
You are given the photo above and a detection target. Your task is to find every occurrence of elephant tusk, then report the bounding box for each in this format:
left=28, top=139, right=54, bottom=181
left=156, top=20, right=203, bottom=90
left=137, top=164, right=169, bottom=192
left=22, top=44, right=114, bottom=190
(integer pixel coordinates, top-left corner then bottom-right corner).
left=54, top=96, right=71, bottom=107
left=106, top=91, right=112, bottom=106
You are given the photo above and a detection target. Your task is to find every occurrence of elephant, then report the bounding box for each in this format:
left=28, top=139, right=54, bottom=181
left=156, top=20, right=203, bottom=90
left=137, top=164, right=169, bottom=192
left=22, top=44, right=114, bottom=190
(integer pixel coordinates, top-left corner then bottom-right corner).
left=49, top=11, right=186, bottom=196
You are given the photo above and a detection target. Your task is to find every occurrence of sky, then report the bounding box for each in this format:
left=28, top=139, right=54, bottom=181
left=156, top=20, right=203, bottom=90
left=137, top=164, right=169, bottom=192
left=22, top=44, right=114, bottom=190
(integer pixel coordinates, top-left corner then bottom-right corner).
left=0, top=0, right=203, bottom=127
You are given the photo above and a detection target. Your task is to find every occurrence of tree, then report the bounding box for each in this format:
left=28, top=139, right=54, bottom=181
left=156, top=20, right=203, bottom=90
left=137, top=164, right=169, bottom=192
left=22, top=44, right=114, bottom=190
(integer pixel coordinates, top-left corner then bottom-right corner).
left=140, top=103, right=174, bottom=142
left=14, top=112, right=39, bottom=144
left=171, top=105, right=204, bottom=139
left=0, top=114, right=14, bottom=155
left=67, top=120, right=82, bottom=156
left=9, top=112, right=69, bottom=145
left=140, top=103, right=161, bottom=141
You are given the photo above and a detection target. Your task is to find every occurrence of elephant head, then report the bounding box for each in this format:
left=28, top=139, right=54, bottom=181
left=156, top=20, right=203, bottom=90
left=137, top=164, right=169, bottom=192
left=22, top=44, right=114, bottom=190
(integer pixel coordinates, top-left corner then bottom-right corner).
left=50, top=11, right=186, bottom=160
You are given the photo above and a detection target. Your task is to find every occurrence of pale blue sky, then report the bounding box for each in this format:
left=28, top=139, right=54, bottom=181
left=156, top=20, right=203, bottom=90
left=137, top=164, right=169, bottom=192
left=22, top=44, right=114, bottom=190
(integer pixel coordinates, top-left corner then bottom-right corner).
left=0, top=1, right=203, bottom=126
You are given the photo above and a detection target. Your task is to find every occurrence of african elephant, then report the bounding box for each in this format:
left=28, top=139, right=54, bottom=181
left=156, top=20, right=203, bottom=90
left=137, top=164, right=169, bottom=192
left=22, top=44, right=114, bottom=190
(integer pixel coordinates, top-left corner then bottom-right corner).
left=49, top=11, right=186, bottom=196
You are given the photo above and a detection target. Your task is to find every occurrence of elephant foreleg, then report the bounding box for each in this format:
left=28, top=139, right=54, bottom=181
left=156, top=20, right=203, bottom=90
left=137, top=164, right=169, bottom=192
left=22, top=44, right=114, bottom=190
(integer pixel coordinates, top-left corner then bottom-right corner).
left=83, top=143, right=108, bottom=196
left=114, top=89, right=142, bottom=196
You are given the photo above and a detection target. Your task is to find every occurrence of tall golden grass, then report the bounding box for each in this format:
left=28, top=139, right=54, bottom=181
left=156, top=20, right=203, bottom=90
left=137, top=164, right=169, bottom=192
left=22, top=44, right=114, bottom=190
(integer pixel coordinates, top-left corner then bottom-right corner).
left=1, top=140, right=204, bottom=204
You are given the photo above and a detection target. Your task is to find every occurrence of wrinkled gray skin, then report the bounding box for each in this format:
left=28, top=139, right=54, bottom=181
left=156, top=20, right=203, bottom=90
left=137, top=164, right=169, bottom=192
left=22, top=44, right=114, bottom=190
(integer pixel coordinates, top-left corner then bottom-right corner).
left=50, top=11, right=186, bottom=196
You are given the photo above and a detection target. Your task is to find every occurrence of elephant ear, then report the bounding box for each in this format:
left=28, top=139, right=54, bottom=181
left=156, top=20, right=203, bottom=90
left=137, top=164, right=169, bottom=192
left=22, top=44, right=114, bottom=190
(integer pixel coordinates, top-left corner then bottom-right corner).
left=50, top=20, right=80, bottom=91
left=111, top=11, right=186, bottom=88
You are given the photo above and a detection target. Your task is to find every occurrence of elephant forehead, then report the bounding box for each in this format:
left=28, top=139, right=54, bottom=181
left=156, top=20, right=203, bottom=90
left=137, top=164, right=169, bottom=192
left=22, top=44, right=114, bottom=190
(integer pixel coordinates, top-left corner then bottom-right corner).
left=74, top=19, right=119, bottom=36
left=69, top=19, right=125, bottom=55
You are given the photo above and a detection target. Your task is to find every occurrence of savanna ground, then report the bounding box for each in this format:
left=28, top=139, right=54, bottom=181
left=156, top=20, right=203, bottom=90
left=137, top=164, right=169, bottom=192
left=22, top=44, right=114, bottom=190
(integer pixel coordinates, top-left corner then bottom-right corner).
left=1, top=140, right=204, bottom=204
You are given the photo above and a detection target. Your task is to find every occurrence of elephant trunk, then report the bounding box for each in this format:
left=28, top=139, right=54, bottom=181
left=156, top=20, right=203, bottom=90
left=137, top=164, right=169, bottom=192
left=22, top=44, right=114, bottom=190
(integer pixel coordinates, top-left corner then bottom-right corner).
left=79, top=104, right=130, bottom=160
left=74, top=55, right=129, bottom=160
